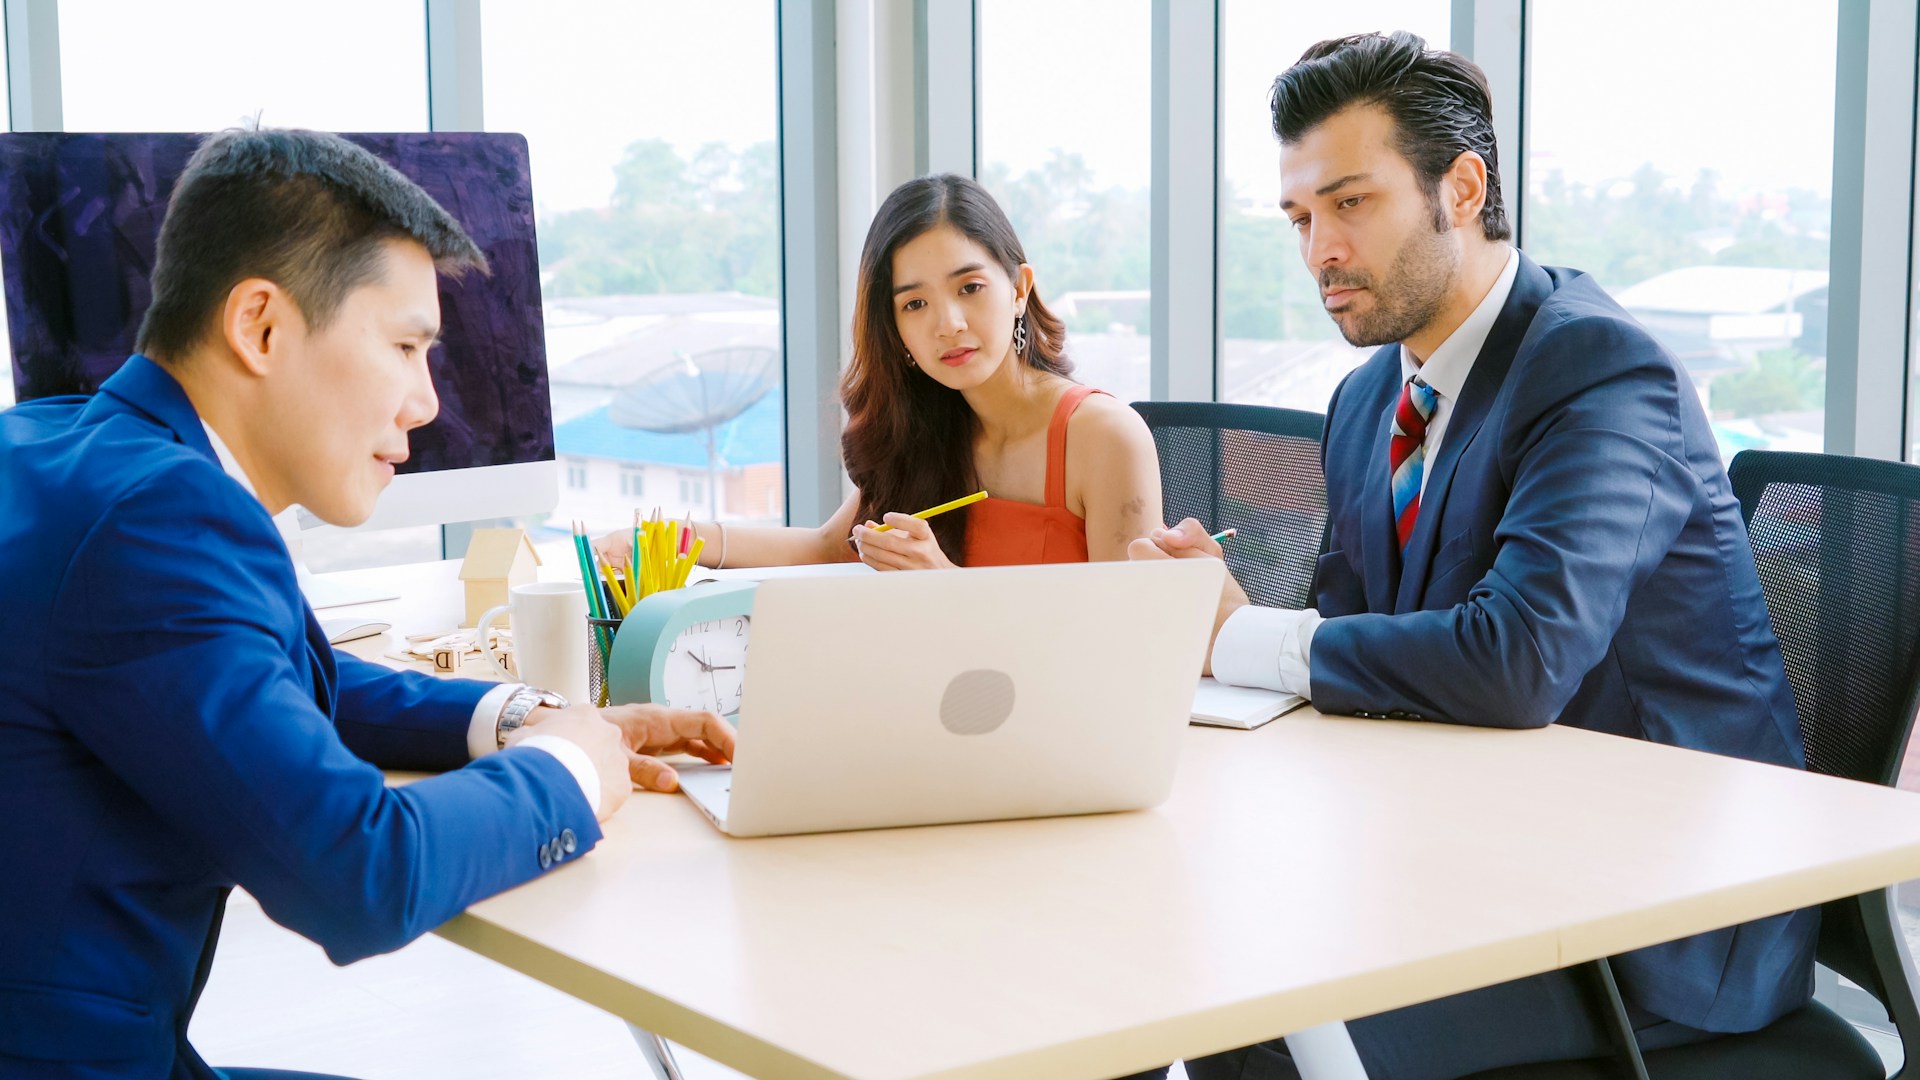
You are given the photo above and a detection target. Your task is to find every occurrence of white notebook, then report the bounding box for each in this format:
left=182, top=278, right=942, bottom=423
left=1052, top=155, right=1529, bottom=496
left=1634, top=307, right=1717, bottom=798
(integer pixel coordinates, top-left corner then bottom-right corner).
left=1191, top=677, right=1306, bottom=730
left=688, top=563, right=878, bottom=585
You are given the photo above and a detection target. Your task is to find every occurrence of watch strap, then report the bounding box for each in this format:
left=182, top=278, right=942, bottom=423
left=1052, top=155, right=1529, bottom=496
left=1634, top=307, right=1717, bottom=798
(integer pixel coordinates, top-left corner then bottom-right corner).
left=496, top=686, right=569, bottom=748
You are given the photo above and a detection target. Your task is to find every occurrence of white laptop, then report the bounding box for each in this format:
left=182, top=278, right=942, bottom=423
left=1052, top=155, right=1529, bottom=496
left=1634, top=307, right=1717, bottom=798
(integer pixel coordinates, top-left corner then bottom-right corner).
left=676, top=558, right=1224, bottom=837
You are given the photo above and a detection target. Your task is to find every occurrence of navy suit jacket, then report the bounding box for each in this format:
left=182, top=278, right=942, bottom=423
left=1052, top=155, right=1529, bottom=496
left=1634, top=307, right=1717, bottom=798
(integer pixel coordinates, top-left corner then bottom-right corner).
left=1309, top=254, right=1814, bottom=1033
left=0, top=357, right=602, bottom=1078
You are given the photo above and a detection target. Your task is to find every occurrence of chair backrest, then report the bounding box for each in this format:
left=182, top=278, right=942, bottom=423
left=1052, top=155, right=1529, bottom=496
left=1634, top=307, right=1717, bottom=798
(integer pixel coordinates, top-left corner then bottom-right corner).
left=1131, top=402, right=1328, bottom=610
left=1728, top=449, right=1920, bottom=1040
left=1729, top=450, right=1920, bottom=787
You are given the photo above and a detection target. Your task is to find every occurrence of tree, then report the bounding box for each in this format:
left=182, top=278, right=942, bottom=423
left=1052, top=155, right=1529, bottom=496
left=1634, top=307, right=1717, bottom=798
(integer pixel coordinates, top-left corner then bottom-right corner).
left=1525, top=163, right=1833, bottom=294
left=1218, top=191, right=1338, bottom=342
left=537, top=138, right=781, bottom=299
left=981, top=153, right=1151, bottom=316
left=1711, top=348, right=1824, bottom=418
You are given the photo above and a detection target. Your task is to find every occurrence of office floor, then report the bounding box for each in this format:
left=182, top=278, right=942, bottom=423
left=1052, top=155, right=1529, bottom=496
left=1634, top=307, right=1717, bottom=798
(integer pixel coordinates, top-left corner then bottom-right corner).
left=191, top=891, right=1195, bottom=1079
left=191, top=890, right=746, bottom=1079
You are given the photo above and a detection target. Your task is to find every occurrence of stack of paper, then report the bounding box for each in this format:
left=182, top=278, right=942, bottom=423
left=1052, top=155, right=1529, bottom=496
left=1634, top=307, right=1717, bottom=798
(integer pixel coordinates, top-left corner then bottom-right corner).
left=1191, top=677, right=1306, bottom=730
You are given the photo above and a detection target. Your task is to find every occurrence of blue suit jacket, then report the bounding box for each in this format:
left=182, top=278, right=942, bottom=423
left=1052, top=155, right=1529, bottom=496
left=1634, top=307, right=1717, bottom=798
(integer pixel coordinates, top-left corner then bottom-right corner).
left=1309, top=254, right=1814, bottom=1033
left=0, top=357, right=602, bottom=1078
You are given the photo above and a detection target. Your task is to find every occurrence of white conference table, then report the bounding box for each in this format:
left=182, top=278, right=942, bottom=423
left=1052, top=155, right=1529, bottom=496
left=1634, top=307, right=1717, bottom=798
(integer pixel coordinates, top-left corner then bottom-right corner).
left=327, top=558, right=1920, bottom=1079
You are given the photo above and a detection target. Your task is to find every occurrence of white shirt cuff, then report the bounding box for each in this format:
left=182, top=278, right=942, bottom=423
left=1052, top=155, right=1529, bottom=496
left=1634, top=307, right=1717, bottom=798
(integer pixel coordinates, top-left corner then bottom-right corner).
left=468, top=683, right=601, bottom=815
left=467, top=682, right=523, bottom=760
left=513, top=735, right=602, bottom=815
left=1211, top=606, right=1324, bottom=699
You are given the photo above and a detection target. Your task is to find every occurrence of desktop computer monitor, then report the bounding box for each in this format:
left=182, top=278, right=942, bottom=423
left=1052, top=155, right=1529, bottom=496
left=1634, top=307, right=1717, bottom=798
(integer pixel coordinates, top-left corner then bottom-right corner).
left=0, top=131, right=558, bottom=533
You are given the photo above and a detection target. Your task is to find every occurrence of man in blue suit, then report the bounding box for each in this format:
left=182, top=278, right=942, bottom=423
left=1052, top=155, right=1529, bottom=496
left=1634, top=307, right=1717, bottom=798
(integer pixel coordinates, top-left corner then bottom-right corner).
left=1135, top=31, right=1812, bottom=1080
left=0, top=129, right=733, bottom=1079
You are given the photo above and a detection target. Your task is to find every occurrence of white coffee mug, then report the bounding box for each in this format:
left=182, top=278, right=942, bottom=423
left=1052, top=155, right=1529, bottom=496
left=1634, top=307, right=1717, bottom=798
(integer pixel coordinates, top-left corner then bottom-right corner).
left=475, top=581, right=590, bottom=706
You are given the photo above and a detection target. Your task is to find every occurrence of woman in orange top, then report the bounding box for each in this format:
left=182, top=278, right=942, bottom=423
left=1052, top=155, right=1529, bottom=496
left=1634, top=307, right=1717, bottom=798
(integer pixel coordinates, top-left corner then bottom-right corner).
left=596, top=174, right=1161, bottom=572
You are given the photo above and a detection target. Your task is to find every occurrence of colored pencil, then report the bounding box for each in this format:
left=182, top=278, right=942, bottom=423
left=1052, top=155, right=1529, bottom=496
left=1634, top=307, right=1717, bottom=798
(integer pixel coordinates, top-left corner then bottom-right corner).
left=1209, top=528, right=1237, bottom=543
left=572, top=521, right=614, bottom=673
left=683, top=537, right=705, bottom=587
left=637, top=511, right=652, bottom=599
left=869, top=490, right=990, bottom=532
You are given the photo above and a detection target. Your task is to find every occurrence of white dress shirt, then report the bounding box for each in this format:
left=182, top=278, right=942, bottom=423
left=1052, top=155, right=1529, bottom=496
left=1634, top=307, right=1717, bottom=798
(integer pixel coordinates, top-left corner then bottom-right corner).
left=199, top=420, right=600, bottom=810
left=1210, top=247, right=1522, bottom=698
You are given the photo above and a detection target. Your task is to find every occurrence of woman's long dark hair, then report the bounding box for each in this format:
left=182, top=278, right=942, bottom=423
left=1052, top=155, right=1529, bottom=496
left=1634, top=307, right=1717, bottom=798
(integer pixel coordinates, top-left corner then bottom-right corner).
left=839, top=174, right=1072, bottom=563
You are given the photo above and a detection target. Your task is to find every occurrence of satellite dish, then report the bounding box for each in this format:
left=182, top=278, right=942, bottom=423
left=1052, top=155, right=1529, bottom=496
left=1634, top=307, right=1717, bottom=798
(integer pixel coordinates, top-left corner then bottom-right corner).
left=608, top=345, right=780, bottom=519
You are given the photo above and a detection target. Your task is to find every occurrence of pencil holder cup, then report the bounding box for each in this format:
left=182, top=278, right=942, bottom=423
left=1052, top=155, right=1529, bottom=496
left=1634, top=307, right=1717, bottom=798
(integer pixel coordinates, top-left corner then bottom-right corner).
left=586, top=616, right=623, bottom=708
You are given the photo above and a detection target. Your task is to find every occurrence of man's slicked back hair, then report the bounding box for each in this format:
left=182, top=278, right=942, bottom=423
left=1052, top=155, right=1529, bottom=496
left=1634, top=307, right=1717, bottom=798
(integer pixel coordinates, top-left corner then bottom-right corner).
left=136, top=127, right=488, bottom=361
left=1270, top=30, right=1511, bottom=242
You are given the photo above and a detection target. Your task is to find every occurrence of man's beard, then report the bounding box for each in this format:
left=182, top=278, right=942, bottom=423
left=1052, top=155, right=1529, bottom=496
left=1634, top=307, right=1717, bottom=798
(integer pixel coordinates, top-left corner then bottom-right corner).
left=1322, top=224, right=1460, bottom=348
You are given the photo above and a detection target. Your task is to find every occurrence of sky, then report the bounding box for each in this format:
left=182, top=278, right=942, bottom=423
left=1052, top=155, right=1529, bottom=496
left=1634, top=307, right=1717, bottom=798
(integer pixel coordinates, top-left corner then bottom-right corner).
left=51, top=0, right=1840, bottom=213
left=56, top=0, right=780, bottom=217
left=60, top=0, right=430, bottom=131
left=478, top=0, right=779, bottom=215
left=977, top=0, right=1838, bottom=204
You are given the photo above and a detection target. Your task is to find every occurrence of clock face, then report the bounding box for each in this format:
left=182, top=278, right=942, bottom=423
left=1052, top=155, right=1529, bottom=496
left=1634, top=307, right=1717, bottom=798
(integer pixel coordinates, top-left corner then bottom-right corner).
left=659, top=615, right=750, bottom=715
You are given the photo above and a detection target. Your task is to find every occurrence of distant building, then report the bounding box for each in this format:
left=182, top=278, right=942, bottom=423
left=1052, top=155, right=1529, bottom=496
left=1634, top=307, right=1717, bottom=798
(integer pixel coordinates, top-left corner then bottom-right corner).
left=1611, top=266, right=1829, bottom=452
left=552, top=393, right=785, bottom=530
left=542, top=294, right=786, bottom=531
left=1613, top=265, right=1828, bottom=368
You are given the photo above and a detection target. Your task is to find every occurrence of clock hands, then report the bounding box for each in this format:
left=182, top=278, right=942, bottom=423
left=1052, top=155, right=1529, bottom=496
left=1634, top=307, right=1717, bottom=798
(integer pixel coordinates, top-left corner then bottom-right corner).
left=689, top=648, right=736, bottom=672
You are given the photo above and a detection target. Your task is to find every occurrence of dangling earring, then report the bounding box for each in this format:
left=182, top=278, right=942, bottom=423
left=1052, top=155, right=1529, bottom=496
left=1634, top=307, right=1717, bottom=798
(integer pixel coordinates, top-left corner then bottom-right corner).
left=1013, top=313, right=1029, bottom=358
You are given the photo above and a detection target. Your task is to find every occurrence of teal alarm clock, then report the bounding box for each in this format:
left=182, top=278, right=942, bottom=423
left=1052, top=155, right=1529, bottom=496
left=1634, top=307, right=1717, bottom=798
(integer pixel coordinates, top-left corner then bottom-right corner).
left=606, top=580, right=760, bottom=716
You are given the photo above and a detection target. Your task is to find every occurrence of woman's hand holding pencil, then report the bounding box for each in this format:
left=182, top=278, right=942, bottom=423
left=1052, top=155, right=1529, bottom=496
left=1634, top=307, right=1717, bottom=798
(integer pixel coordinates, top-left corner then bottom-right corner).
left=852, top=512, right=958, bottom=572
left=848, top=489, right=984, bottom=572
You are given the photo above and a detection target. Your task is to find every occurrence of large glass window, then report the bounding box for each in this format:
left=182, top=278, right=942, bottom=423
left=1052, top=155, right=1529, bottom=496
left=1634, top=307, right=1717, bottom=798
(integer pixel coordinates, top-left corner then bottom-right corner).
left=978, top=0, right=1152, bottom=405
left=1526, top=0, right=1836, bottom=459
left=59, top=0, right=428, bottom=131
left=482, top=0, right=784, bottom=550
left=1217, top=3, right=1451, bottom=412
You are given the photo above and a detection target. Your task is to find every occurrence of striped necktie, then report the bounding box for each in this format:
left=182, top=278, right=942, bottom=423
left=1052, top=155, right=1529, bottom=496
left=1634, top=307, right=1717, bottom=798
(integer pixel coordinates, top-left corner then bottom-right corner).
left=1389, top=375, right=1439, bottom=549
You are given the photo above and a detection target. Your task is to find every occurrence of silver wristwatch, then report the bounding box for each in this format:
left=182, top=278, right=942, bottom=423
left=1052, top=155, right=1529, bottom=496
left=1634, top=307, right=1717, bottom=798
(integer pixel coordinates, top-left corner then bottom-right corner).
left=496, top=686, right=569, bottom=748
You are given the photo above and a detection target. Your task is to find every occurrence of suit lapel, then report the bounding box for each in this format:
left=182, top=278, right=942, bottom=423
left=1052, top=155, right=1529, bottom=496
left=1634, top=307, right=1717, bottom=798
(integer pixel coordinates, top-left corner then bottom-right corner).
left=1394, top=256, right=1555, bottom=612
left=1356, top=349, right=1404, bottom=614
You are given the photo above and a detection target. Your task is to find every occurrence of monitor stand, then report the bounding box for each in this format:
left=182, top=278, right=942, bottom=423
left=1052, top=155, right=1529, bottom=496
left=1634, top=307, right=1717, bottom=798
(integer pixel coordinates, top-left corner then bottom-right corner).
left=281, top=510, right=400, bottom=610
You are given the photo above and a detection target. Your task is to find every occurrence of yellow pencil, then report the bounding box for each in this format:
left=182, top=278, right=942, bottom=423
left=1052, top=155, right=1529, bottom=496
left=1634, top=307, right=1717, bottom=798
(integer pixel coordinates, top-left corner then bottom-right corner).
left=684, top=537, right=705, bottom=586
left=871, top=490, right=989, bottom=532
left=597, top=558, right=630, bottom=615
left=652, top=519, right=671, bottom=589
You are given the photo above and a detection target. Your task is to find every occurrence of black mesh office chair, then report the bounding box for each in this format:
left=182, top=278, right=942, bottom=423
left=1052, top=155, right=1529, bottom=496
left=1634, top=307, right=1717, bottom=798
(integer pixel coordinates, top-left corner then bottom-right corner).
left=1470, top=450, right=1920, bottom=1080
left=1130, top=402, right=1328, bottom=610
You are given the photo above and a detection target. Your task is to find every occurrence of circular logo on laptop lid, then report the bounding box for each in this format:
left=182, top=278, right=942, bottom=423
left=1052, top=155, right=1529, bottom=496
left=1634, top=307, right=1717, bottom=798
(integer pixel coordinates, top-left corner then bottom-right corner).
left=940, top=669, right=1015, bottom=735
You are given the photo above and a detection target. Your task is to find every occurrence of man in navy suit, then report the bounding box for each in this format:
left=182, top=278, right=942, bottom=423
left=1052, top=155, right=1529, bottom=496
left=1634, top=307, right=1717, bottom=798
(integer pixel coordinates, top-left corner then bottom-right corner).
left=1134, top=31, right=1812, bottom=1080
left=0, top=129, right=733, bottom=1079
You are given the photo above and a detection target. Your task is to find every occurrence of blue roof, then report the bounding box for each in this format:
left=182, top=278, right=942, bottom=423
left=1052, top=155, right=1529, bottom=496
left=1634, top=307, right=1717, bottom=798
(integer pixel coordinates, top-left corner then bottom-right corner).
left=553, top=392, right=785, bottom=468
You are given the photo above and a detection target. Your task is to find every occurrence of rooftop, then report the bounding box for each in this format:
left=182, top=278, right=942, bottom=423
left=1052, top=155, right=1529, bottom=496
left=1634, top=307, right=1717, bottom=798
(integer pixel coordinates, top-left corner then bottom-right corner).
left=1613, top=266, right=1829, bottom=315
left=553, top=390, right=784, bottom=468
